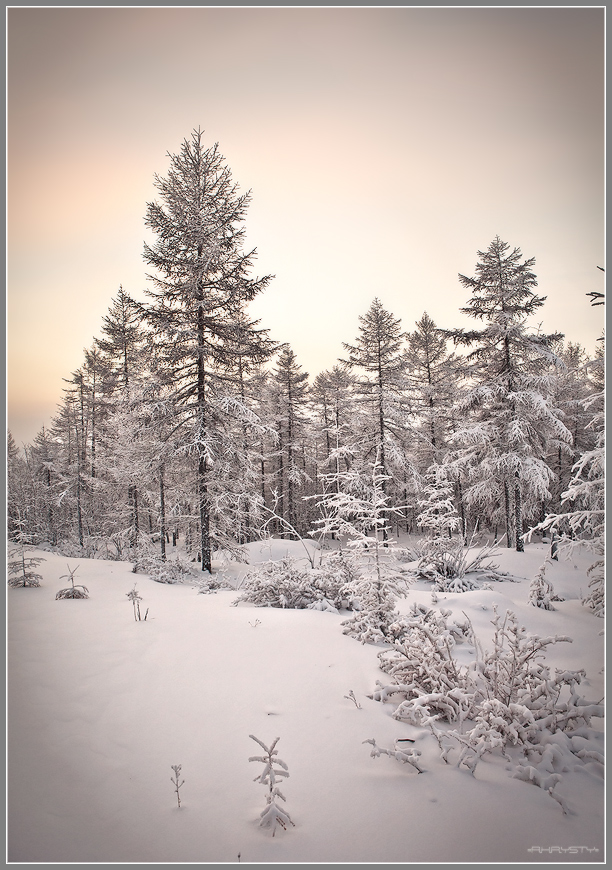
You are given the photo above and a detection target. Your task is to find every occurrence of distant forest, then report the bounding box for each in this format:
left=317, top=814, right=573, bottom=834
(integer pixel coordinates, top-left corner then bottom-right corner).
left=7, top=130, right=604, bottom=613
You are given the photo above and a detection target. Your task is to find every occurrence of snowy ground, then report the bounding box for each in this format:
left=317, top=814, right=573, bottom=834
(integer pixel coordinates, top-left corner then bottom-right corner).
left=7, top=538, right=605, bottom=863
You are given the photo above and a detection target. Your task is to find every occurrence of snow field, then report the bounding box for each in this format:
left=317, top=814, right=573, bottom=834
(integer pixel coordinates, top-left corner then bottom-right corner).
left=7, top=541, right=605, bottom=863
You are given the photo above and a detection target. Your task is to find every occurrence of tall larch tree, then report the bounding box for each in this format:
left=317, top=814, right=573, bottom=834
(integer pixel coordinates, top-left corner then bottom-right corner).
left=342, top=298, right=415, bottom=535
left=268, top=345, right=310, bottom=537
left=449, top=236, right=571, bottom=551
left=142, top=129, right=273, bottom=572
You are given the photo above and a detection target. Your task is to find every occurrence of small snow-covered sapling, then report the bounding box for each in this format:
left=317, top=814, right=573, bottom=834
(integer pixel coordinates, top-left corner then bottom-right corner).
left=56, top=564, right=89, bottom=599
left=170, top=764, right=184, bottom=808
left=528, top=561, right=563, bottom=610
left=7, top=541, right=45, bottom=588
left=126, top=584, right=149, bottom=621
left=249, top=735, right=294, bottom=836
left=344, top=690, right=362, bottom=708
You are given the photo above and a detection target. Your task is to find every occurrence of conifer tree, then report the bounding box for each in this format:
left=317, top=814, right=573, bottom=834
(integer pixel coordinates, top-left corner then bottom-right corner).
left=311, top=364, right=356, bottom=488
left=343, top=298, right=415, bottom=536
left=142, top=129, right=273, bottom=571
left=268, top=345, right=310, bottom=536
left=95, top=285, right=146, bottom=392
left=405, top=312, right=459, bottom=468
left=449, top=237, right=571, bottom=550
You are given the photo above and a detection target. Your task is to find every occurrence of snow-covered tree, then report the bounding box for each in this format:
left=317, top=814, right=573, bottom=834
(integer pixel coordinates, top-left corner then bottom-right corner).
left=267, top=345, right=310, bottom=537
left=95, top=285, right=147, bottom=392
left=405, top=312, right=460, bottom=468
left=449, top=237, right=571, bottom=550
left=416, top=462, right=460, bottom=539
left=530, top=367, right=604, bottom=615
left=7, top=511, right=45, bottom=587
left=313, top=451, right=407, bottom=642
left=342, top=298, right=416, bottom=535
left=142, top=129, right=273, bottom=571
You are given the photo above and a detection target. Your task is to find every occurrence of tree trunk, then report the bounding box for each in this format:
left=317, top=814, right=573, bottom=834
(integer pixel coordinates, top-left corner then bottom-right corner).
left=199, top=456, right=212, bottom=572
left=504, top=480, right=512, bottom=548
left=160, top=465, right=167, bottom=561
left=514, top=472, right=524, bottom=552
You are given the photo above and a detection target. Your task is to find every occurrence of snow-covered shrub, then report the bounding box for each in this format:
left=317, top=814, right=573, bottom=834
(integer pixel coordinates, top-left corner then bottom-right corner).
left=131, top=542, right=196, bottom=584
left=415, top=532, right=509, bottom=592
left=527, top=392, right=604, bottom=617
left=55, top=564, right=89, bottom=599
left=338, top=532, right=413, bottom=644
left=528, top=561, right=563, bottom=610
left=340, top=576, right=402, bottom=644
left=582, top=559, right=604, bottom=617
left=363, top=737, right=424, bottom=773
left=233, top=555, right=355, bottom=611
left=195, top=571, right=233, bottom=594
left=249, top=735, right=294, bottom=836
left=369, top=604, right=604, bottom=803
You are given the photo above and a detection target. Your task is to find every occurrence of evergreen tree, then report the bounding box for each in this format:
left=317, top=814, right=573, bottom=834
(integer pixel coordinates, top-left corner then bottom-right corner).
left=142, top=129, right=273, bottom=571
left=405, top=312, right=459, bottom=468
left=544, top=341, right=596, bottom=515
left=310, top=364, right=356, bottom=492
left=268, top=345, right=310, bottom=536
left=342, top=298, right=416, bottom=535
left=95, top=285, right=146, bottom=392
left=449, top=237, right=571, bottom=550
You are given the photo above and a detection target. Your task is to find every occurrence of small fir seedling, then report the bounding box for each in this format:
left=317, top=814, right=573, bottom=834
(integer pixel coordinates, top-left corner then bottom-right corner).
left=249, top=735, right=294, bottom=836
left=7, top=541, right=45, bottom=588
left=126, top=584, right=149, bottom=621
left=528, top=561, right=563, bottom=611
left=170, top=764, right=184, bottom=808
left=56, top=564, right=89, bottom=599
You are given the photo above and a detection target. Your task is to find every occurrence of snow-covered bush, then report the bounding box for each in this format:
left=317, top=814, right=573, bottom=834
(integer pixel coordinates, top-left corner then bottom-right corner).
left=363, top=737, right=424, bottom=773
left=583, top=558, right=604, bottom=616
left=528, top=561, right=563, bottom=610
left=369, top=604, right=604, bottom=804
left=55, top=564, right=89, bottom=599
left=527, top=391, right=604, bottom=617
left=233, top=555, right=355, bottom=611
left=415, top=532, right=509, bottom=592
left=131, top=542, right=196, bottom=584
left=195, top=570, right=233, bottom=595
left=340, top=570, right=403, bottom=645
left=249, top=735, right=294, bottom=836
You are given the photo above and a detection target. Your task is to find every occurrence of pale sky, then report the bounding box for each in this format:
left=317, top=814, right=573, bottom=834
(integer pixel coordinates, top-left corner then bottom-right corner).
left=7, top=6, right=605, bottom=448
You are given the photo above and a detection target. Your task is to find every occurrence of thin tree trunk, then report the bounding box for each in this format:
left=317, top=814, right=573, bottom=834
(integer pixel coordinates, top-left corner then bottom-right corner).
left=514, top=472, right=524, bottom=552
left=504, top=480, right=512, bottom=548
left=160, top=465, right=167, bottom=561
left=199, top=456, right=211, bottom=572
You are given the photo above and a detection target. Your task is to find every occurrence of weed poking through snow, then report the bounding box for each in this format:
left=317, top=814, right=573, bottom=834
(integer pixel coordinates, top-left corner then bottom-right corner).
left=126, top=584, right=149, bottom=621
left=170, top=765, right=184, bottom=808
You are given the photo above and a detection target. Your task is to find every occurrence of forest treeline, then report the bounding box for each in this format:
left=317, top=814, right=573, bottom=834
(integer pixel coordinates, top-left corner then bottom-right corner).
left=7, top=130, right=604, bottom=588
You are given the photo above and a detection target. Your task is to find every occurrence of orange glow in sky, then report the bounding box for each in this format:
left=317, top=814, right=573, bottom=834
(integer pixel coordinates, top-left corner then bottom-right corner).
left=7, top=7, right=605, bottom=447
